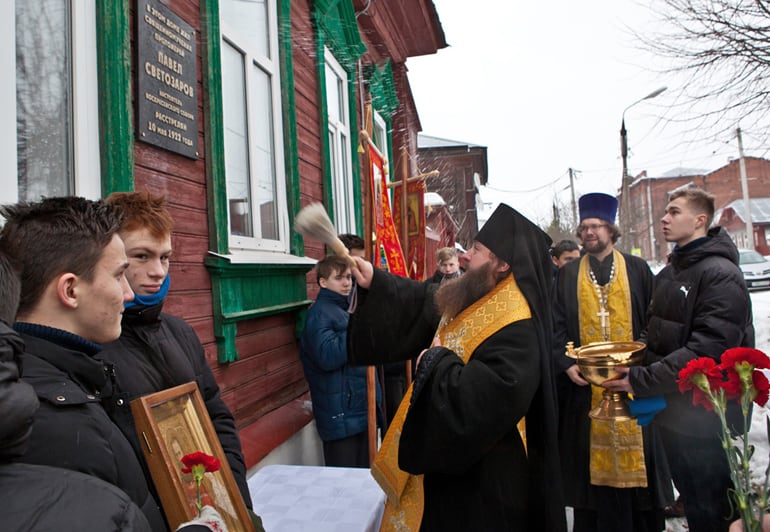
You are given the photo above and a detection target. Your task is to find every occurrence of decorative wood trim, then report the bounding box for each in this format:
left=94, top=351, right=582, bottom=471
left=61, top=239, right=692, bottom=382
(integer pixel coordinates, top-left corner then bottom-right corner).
left=204, top=255, right=313, bottom=363
left=313, top=1, right=365, bottom=231
left=278, top=0, right=304, bottom=255
left=199, top=0, right=229, bottom=253
left=96, top=0, right=134, bottom=194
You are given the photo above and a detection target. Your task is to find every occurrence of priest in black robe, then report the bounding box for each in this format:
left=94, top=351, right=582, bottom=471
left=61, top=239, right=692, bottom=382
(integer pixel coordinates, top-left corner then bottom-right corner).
left=348, top=204, right=566, bottom=532
left=552, top=192, right=672, bottom=532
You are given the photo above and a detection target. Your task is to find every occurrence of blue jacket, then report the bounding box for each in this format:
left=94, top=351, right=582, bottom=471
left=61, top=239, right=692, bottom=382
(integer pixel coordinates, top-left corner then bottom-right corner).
left=300, top=288, right=377, bottom=442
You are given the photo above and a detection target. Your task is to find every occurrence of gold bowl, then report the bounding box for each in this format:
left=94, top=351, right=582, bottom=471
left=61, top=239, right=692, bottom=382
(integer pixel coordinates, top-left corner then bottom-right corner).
left=565, top=340, right=646, bottom=421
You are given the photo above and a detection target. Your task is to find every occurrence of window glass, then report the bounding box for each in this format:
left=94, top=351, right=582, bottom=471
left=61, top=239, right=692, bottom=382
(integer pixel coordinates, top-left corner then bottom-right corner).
left=16, top=0, right=74, bottom=200
left=221, top=41, right=253, bottom=237
left=220, top=0, right=286, bottom=251
left=2, top=1, right=99, bottom=204
left=220, top=0, right=269, bottom=59
left=324, top=49, right=356, bottom=234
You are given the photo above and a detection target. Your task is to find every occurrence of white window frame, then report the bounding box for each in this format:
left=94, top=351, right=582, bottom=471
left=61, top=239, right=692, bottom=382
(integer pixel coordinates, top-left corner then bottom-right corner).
left=220, top=0, right=289, bottom=254
left=324, top=47, right=356, bottom=234
left=0, top=0, right=100, bottom=204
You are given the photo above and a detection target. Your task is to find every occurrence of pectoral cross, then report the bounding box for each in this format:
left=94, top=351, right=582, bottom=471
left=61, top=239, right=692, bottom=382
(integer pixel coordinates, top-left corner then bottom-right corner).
left=597, top=306, right=610, bottom=341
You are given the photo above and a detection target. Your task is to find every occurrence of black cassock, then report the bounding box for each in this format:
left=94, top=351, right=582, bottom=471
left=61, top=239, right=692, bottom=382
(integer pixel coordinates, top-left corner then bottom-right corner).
left=552, top=253, right=673, bottom=526
left=349, top=268, right=566, bottom=532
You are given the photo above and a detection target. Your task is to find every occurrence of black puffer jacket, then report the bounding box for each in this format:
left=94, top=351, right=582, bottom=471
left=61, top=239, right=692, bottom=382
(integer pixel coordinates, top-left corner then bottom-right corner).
left=2, top=320, right=153, bottom=531
left=14, top=323, right=166, bottom=531
left=4, top=463, right=153, bottom=532
left=629, top=228, right=754, bottom=437
left=99, top=302, right=252, bottom=510
left=0, top=322, right=37, bottom=460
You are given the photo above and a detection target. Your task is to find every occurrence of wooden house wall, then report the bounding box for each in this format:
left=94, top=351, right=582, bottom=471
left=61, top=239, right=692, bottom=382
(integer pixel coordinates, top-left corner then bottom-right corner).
left=419, top=147, right=487, bottom=247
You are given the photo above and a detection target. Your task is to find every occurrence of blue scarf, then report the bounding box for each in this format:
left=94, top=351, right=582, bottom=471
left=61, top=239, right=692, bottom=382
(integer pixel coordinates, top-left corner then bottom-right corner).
left=125, top=275, right=170, bottom=308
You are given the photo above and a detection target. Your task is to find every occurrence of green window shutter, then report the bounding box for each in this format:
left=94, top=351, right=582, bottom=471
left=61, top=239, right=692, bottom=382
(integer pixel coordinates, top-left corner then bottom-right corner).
left=97, top=0, right=134, bottom=194
left=314, top=0, right=366, bottom=232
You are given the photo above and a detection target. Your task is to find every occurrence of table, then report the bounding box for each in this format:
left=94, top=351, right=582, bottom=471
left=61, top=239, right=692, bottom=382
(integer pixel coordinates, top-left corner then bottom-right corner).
left=248, top=464, right=386, bottom=532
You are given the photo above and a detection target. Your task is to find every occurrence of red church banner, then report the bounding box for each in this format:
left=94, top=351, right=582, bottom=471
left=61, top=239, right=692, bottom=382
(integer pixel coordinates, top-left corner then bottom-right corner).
left=369, top=145, right=408, bottom=277
left=392, top=180, right=426, bottom=280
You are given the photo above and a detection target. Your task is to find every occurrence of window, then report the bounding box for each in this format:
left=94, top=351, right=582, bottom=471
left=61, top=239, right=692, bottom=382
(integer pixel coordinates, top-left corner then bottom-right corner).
left=324, top=48, right=356, bottom=234
left=372, top=110, right=388, bottom=161
left=220, top=0, right=288, bottom=252
left=0, top=0, right=100, bottom=204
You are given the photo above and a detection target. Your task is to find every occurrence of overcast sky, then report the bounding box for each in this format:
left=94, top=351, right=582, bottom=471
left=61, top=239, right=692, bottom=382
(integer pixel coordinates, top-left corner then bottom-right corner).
left=406, top=0, right=769, bottom=227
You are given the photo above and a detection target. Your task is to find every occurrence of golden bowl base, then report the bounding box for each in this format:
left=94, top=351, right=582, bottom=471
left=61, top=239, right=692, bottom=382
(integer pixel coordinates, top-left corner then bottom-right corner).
left=588, top=392, right=633, bottom=421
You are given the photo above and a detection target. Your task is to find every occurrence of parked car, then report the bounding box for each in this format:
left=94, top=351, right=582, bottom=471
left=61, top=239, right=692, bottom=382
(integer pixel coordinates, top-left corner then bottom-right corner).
left=738, top=248, right=770, bottom=290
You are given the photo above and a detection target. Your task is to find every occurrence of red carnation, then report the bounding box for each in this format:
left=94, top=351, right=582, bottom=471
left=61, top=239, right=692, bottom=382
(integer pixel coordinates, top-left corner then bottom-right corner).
left=719, top=347, right=770, bottom=406
left=678, top=357, right=723, bottom=411
left=180, top=451, right=220, bottom=516
left=677, top=357, right=721, bottom=393
left=720, top=347, right=770, bottom=371
left=752, top=370, right=770, bottom=407
left=180, top=451, right=220, bottom=474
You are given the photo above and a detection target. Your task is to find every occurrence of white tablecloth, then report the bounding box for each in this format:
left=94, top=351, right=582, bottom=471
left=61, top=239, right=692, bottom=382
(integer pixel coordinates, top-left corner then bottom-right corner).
left=248, top=465, right=386, bottom=532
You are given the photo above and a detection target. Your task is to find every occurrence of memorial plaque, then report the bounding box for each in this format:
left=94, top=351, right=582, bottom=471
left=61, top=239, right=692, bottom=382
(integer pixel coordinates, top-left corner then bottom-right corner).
left=137, top=0, right=199, bottom=159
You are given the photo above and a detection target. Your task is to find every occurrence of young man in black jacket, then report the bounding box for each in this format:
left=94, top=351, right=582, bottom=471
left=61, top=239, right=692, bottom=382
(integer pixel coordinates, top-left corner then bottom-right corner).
left=99, top=192, right=262, bottom=530
left=604, top=188, right=754, bottom=532
left=0, top=197, right=169, bottom=531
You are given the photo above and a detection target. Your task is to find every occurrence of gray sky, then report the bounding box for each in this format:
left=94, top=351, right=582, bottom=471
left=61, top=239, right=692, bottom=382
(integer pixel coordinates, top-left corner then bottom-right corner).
left=406, top=0, right=768, bottom=227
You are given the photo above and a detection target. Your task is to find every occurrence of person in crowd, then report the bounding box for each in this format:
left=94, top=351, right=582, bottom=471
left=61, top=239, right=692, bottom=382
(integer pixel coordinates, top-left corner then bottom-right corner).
left=346, top=203, right=565, bottom=531
left=300, top=255, right=381, bottom=467
left=339, top=233, right=403, bottom=430
left=604, top=187, right=754, bottom=532
left=97, top=192, right=261, bottom=530
left=428, top=247, right=463, bottom=284
left=457, top=245, right=470, bottom=272
left=552, top=192, right=671, bottom=531
left=0, top=197, right=168, bottom=530
left=338, top=233, right=366, bottom=259
left=1, top=197, right=237, bottom=532
left=0, top=247, right=157, bottom=531
left=551, top=239, right=581, bottom=268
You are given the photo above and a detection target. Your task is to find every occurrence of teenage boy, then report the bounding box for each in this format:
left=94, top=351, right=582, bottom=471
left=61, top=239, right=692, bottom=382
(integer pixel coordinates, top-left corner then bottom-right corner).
left=98, top=192, right=261, bottom=529
left=300, top=255, right=380, bottom=467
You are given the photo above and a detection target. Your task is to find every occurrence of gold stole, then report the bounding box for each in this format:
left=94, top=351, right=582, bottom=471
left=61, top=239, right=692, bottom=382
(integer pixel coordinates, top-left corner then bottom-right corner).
left=577, top=250, right=647, bottom=488
left=372, top=275, right=532, bottom=531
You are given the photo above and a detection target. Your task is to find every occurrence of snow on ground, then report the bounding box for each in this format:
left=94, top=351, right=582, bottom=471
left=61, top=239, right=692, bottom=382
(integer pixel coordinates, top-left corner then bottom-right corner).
left=665, top=289, right=770, bottom=532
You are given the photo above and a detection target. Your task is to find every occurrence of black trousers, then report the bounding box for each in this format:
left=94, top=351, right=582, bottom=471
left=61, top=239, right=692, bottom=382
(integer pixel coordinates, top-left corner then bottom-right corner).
left=572, top=486, right=664, bottom=532
left=659, top=425, right=734, bottom=532
left=322, top=431, right=369, bottom=468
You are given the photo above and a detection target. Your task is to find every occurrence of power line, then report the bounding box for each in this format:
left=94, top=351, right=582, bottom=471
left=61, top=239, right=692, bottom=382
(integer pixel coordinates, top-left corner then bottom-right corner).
left=484, top=170, right=569, bottom=194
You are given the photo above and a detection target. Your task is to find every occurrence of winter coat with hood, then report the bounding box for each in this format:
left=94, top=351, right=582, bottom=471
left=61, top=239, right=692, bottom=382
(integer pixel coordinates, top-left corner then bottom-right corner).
left=300, top=287, right=379, bottom=442
left=98, top=301, right=252, bottom=511
left=629, top=227, right=754, bottom=437
left=1, top=320, right=154, bottom=532
left=13, top=322, right=167, bottom=531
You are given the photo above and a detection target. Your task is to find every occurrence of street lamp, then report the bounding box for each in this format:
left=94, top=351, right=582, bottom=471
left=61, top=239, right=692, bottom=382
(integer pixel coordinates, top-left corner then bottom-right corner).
left=620, top=86, right=667, bottom=254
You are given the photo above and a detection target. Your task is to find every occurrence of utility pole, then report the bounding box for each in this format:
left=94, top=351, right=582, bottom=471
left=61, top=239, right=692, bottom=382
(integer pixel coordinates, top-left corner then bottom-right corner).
left=620, top=119, right=637, bottom=252
left=568, top=168, right=578, bottom=229
left=619, top=87, right=667, bottom=254
left=736, top=127, right=754, bottom=250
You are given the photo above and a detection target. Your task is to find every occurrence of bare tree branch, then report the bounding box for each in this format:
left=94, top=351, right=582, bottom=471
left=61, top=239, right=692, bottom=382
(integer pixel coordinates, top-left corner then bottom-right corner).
left=633, top=0, right=770, bottom=145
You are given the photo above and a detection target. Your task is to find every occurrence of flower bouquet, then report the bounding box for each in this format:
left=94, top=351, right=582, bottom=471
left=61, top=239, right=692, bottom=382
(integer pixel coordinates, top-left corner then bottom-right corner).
left=678, top=348, right=770, bottom=532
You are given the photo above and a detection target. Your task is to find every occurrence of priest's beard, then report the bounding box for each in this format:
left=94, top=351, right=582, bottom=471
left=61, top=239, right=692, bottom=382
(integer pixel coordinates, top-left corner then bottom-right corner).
left=434, top=261, right=501, bottom=320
